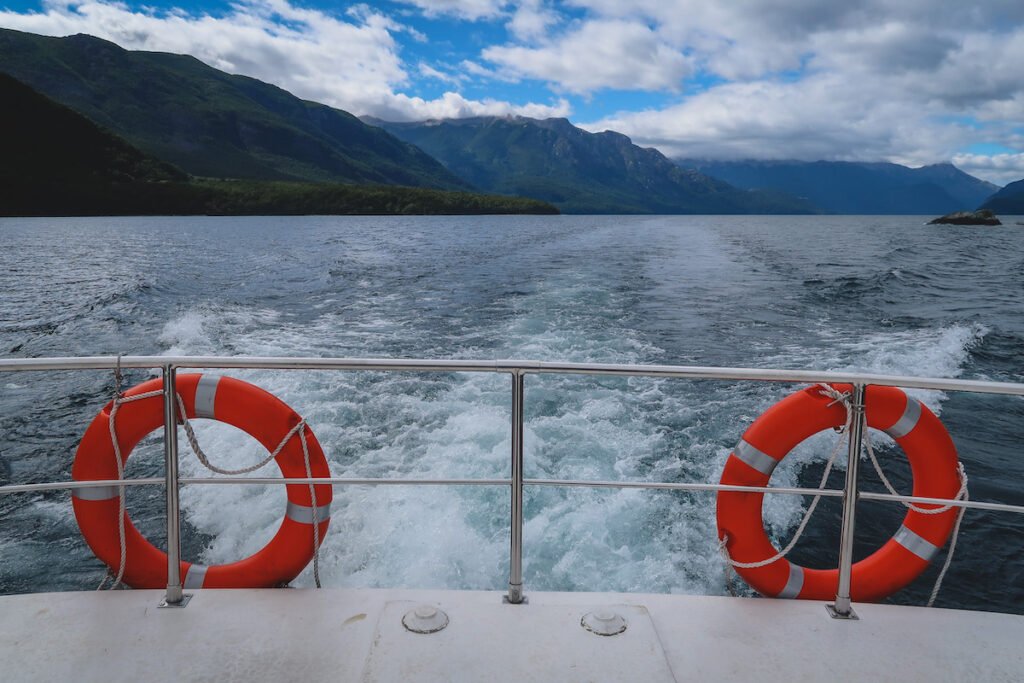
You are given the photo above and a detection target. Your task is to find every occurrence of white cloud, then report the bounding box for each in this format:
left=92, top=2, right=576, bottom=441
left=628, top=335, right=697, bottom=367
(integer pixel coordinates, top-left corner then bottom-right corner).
left=550, top=2, right=1024, bottom=175
left=418, top=62, right=464, bottom=84
left=483, top=19, right=692, bottom=93
left=918, top=30, right=1024, bottom=108
left=808, top=21, right=958, bottom=76
left=395, top=0, right=558, bottom=40
left=0, top=0, right=563, bottom=121
left=583, top=73, right=971, bottom=166
left=975, top=95, right=1024, bottom=123
left=397, top=0, right=508, bottom=21
left=507, top=0, right=559, bottom=41
left=952, top=153, right=1024, bottom=186
left=372, top=91, right=570, bottom=121
left=459, top=59, right=502, bottom=79
left=3, top=0, right=1024, bottom=173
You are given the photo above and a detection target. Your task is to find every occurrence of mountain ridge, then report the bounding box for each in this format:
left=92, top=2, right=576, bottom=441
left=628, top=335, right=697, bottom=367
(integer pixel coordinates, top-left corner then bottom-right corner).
left=0, top=28, right=469, bottom=190
left=0, top=71, right=557, bottom=217
left=368, top=116, right=816, bottom=214
left=2, top=27, right=1006, bottom=217
left=0, top=71, right=184, bottom=188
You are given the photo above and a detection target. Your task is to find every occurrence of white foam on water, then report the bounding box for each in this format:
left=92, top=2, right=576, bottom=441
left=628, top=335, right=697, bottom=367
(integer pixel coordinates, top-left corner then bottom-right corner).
left=5, top=217, right=1009, bottom=604
left=752, top=322, right=987, bottom=542
left=158, top=304, right=514, bottom=589
left=158, top=306, right=283, bottom=356
left=177, top=422, right=287, bottom=561
left=155, top=281, right=987, bottom=597
left=809, top=322, right=988, bottom=412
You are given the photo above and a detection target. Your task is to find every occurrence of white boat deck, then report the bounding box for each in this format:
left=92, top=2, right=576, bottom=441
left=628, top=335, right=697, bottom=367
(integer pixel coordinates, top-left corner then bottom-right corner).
left=2, top=587, right=1021, bottom=681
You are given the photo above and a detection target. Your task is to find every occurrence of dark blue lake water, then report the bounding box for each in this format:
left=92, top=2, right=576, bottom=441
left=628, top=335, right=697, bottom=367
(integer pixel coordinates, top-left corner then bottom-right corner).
left=1, top=215, right=1022, bottom=613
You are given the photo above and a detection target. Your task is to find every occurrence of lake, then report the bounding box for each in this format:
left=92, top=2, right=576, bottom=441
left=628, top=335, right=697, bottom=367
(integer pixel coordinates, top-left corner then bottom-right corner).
left=1, top=214, right=1022, bottom=613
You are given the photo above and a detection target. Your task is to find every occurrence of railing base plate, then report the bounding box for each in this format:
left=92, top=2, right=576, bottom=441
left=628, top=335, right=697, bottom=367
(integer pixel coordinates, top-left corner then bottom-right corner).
left=826, top=603, right=858, bottom=620
left=158, top=593, right=193, bottom=609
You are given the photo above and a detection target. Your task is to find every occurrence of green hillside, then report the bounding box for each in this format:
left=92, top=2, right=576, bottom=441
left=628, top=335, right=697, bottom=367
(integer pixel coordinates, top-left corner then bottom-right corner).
left=0, top=70, right=185, bottom=214
left=0, top=71, right=183, bottom=187
left=0, top=73, right=556, bottom=217
left=369, top=116, right=816, bottom=214
left=0, top=28, right=468, bottom=190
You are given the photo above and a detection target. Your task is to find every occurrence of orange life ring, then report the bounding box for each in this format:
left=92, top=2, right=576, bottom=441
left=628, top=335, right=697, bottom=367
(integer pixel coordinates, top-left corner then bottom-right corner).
left=72, top=374, right=332, bottom=589
left=716, top=383, right=961, bottom=602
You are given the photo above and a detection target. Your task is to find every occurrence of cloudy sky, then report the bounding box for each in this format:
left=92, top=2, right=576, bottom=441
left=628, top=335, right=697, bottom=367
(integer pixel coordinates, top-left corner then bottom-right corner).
left=2, top=1, right=1024, bottom=184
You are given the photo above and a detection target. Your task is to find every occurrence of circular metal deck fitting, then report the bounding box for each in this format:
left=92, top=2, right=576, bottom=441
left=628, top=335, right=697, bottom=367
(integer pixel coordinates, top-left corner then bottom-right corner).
left=402, top=605, right=449, bottom=634
left=581, top=610, right=627, bottom=636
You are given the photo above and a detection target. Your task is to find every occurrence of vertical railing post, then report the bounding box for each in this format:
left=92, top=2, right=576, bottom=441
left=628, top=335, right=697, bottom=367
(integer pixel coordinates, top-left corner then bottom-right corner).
left=828, top=382, right=865, bottom=620
left=159, top=363, right=190, bottom=608
left=507, top=370, right=525, bottom=604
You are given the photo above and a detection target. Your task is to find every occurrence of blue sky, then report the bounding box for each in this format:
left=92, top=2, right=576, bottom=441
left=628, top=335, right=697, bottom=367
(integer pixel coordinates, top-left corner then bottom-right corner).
left=2, top=1, right=1024, bottom=184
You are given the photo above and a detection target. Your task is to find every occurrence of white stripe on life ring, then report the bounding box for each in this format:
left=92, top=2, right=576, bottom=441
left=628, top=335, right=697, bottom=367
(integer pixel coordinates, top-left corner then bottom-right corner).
left=286, top=501, right=332, bottom=525
left=194, top=375, right=220, bottom=419
left=71, top=485, right=119, bottom=501
left=885, top=397, right=921, bottom=440
left=734, top=439, right=778, bottom=476
left=183, top=564, right=208, bottom=589
left=893, top=524, right=940, bottom=562
left=776, top=563, right=804, bottom=599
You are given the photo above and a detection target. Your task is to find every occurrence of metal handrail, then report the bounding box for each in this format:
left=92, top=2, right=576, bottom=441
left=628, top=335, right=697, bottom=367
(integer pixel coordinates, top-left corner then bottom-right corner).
left=6, top=477, right=1023, bottom=513
left=2, top=355, right=1024, bottom=614
left=4, top=354, right=1024, bottom=396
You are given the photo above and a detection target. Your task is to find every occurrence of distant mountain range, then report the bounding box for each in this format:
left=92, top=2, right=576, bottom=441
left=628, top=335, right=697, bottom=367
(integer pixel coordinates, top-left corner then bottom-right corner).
left=678, top=159, right=1000, bottom=214
left=1, top=27, right=1016, bottom=218
left=981, top=180, right=1024, bottom=214
left=367, top=116, right=815, bottom=214
left=0, top=28, right=468, bottom=190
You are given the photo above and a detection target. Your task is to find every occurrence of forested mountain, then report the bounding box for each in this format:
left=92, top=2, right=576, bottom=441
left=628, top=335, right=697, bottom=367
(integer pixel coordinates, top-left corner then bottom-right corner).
left=0, top=72, right=183, bottom=186
left=1, top=71, right=188, bottom=215
left=0, top=72, right=555, bottom=217
left=369, top=116, right=815, bottom=214
left=5, top=27, right=1002, bottom=218
left=0, top=28, right=468, bottom=189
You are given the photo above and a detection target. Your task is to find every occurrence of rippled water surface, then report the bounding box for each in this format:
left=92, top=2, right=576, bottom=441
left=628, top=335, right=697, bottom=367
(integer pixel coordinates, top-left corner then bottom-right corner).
left=1, top=215, right=1023, bottom=612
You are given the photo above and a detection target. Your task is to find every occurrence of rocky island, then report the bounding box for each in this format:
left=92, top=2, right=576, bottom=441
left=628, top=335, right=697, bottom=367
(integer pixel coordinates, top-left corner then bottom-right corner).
left=928, top=209, right=1002, bottom=225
